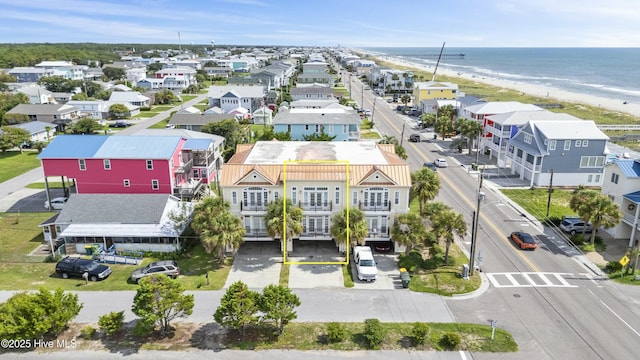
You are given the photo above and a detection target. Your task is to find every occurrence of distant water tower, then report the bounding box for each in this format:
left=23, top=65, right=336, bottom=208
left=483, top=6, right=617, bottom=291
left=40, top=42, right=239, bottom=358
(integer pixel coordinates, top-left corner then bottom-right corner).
left=211, top=40, right=215, bottom=49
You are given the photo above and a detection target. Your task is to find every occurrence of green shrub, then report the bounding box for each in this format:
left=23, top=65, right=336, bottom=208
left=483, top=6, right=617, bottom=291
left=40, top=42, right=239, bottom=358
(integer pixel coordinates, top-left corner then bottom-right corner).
left=399, top=250, right=424, bottom=272
left=606, top=261, right=623, bottom=273
left=326, top=322, right=347, bottom=343
left=98, top=311, right=125, bottom=336
left=411, top=322, right=430, bottom=345
left=439, top=332, right=461, bottom=350
left=131, top=319, right=154, bottom=337
left=569, top=234, right=586, bottom=245
left=81, top=325, right=96, bottom=339
left=363, top=318, right=386, bottom=349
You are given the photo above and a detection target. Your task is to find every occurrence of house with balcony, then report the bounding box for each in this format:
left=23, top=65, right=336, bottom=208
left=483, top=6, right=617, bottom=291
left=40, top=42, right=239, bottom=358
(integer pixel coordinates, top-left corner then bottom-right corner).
left=208, top=85, right=266, bottom=113
left=39, top=193, right=193, bottom=255
left=154, top=66, right=197, bottom=87
left=109, top=91, right=150, bottom=108
left=273, top=108, right=360, bottom=141
left=219, top=141, right=411, bottom=254
left=38, top=133, right=223, bottom=201
left=506, top=119, right=609, bottom=187
left=66, top=100, right=111, bottom=120
left=483, top=110, right=576, bottom=167
left=601, top=159, right=640, bottom=247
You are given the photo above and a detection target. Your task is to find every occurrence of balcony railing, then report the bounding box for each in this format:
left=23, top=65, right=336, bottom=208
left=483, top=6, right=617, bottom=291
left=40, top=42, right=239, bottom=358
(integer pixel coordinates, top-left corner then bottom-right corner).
left=240, top=202, right=268, bottom=211
left=367, top=229, right=390, bottom=238
left=360, top=201, right=391, bottom=212
left=172, top=178, right=202, bottom=199
left=174, top=158, right=193, bottom=174
left=300, top=201, right=332, bottom=212
left=348, top=131, right=360, bottom=138
left=300, top=230, right=331, bottom=237
left=623, top=212, right=638, bottom=224
left=522, top=162, right=542, bottom=172
left=244, top=229, right=269, bottom=237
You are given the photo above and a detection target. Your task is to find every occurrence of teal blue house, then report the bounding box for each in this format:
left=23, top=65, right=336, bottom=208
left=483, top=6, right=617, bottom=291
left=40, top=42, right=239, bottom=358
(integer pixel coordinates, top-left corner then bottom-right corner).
left=273, top=108, right=361, bottom=141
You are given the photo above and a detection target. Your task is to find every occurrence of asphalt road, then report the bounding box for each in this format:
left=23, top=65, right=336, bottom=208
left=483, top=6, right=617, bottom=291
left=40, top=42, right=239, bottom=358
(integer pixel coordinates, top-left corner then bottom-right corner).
left=346, top=70, right=640, bottom=359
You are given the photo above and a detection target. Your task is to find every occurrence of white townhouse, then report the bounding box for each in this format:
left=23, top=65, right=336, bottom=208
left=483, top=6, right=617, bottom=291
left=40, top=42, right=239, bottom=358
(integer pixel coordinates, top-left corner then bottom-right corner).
left=220, top=141, right=411, bottom=254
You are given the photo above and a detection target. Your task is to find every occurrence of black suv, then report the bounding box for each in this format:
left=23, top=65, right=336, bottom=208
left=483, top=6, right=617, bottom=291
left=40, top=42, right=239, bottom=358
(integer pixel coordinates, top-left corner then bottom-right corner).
left=55, top=256, right=112, bottom=281
left=409, top=133, right=421, bottom=142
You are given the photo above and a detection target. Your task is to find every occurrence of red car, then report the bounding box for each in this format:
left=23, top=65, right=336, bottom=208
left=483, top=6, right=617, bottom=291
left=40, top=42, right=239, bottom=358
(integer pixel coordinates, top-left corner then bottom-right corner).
left=510, top=232, right=537, bottom=250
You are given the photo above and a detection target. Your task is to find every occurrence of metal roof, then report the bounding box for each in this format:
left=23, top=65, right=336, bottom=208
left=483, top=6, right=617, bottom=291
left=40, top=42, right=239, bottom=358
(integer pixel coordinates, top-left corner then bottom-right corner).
left=533, top=120, right=609, bottom=140
left=10, top=121, right=52, bottom=134
left=183, top=138, right=212, bottom=150
left=464, top=101, right=543, bottom=115
left=616, top=159, right=640, bottom=178
left=623, top=191, right=640, bottom=204
left=94, top=136, right=181, bottom=159
left=38, top=135, right=109, bottom=159
left=273, top=109, right=361, bottom=125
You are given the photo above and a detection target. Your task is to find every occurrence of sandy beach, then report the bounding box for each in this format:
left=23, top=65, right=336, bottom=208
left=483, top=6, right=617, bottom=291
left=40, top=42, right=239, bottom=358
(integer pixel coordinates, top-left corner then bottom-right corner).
left=375, top=55, right=640, bottom=119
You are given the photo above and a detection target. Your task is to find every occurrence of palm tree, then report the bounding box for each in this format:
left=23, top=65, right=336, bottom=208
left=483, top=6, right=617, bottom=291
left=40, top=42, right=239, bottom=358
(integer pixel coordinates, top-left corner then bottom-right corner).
left=456, top=118, right=483, bottom=154
left=430, top=208, right=467, bottom=265
left=191, top=197, right=243, bottom=262
left=331, top=208, right=368, bottom=249
left=211, top=210, right=245, bottom=262
left=265, top=199, right=303, bottom=252
left=391, top=212, right=426, bottom=254
left=400, top=95, right=411, bottom=110
left=411, top=168, right=441, bottom=215
left=582, top=194, right=621, bottom=245
left=569, top=188, right=598, bottom=238
left=378, top=135, right=408, bottom=160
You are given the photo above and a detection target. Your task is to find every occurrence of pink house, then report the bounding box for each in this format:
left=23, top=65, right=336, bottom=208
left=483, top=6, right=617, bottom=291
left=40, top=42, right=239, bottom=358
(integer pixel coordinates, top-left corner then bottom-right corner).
left=39, top=134, right=221, bottom=200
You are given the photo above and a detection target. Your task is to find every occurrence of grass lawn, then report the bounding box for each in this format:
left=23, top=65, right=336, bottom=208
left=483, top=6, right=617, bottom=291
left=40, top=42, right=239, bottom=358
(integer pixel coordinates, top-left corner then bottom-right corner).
left=0, top=151, right=42, bottom=183
left=342, top=263, right=354, bottom=288
left=360, top=131, right=381, bottom=140
left=180, top=95, right=197, bottom=102
left=500, top=188, right=576, bottom=221
left=0, top=212, right=231, bottom=291
left=193, top=104, right=209, bottom=111
left=152, top=105, right=174, bottom=111
left=226, top=322, right=517, bottom=352
left=133, top=112, right=160, bottom=118
left=149, top=117, right=171, bottom=129
left=26, top=182, right=66, bottom=189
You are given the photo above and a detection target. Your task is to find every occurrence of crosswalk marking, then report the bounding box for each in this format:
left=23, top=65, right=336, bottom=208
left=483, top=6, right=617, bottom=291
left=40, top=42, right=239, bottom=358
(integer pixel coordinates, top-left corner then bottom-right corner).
left=486, top=272, right=580, bottom=288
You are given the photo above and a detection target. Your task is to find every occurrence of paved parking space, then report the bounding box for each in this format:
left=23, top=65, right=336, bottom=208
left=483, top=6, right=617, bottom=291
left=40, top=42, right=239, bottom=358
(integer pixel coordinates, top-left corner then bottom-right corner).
left=352, top=254, right=402, bottom=290
left=224, top=255, right=282, bottom=290
left=288, top=256, right=344, bottom=289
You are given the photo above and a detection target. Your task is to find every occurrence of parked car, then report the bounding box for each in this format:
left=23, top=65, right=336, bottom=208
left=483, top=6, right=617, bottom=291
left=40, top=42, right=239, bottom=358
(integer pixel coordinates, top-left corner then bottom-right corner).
left=44, top=196, right=68, bottom=210
left=434, top=158, right=448, bottom=168
left=510, top=231, right=538, bottom=250
left=409, top=133, right=421, bottom=142
left=130, top=260, right=180, bottom=283
left=55, top=256, right=112, bottom=281
left=109, top=120, right=132, bottom=128
left=559, top=217, right=594, bottom=235
left=423, top=162, right=438, bottom=172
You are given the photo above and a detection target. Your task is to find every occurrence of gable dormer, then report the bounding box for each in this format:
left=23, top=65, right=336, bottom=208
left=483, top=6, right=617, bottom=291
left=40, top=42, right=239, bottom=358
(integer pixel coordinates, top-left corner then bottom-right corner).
left=358, top=167, right=396, bottom=186
left=236, top=168, right=275, bottom=185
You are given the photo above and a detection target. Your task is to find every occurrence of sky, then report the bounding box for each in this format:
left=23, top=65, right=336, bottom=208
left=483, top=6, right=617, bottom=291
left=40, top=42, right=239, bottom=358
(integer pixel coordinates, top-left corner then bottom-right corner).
left=1, top=0, right=639, bottom=47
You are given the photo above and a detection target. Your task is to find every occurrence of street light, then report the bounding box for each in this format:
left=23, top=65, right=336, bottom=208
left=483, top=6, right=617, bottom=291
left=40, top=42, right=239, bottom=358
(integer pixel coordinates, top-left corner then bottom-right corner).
left=469, top=169, right=485, bottom=276
left=546, top=169, right=554, bottom=218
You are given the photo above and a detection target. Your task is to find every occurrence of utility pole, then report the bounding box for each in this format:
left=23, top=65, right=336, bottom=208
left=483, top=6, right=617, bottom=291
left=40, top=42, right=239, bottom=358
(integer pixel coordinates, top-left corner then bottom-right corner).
left=546, top=169, right=554, bottom=217
left=361, top=81, right=364, bottom=108
left=400, top=122, right=406, bottom=146
left=371, top=97, right=377, bottom=125
left=469, top=168, right=485, bottom=276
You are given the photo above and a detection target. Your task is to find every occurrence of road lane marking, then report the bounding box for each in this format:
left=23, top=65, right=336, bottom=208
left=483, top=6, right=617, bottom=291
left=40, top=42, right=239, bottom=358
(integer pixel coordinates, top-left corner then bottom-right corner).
left=597, top=296, right=640, bottom=338
left=486, top=272, right=578, bottom=288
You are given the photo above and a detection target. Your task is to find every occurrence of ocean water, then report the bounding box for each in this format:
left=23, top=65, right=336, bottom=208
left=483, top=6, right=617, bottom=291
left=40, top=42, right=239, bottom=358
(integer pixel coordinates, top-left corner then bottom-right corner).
left=361, top=47, right=640, bottom=104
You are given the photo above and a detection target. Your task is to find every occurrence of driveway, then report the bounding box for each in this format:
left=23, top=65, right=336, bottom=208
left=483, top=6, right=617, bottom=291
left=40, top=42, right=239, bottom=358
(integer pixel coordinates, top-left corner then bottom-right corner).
left=352, top=254, right=402, bottom=290
left=287, top=240, right=344, bottom=289
left=224, top=242, right=281, bottom=290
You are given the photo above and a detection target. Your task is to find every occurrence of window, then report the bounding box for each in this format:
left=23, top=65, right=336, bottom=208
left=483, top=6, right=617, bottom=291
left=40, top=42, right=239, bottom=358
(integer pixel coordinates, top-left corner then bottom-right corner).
left=315, top=124, right=320, bottom=133
left=564, top=140, right=571, bottom=150
left=193, top=169, right=199, bottom=178
left=146, top=160, right=153, bottom=170
left=582, top=140, right=589, bottom=147
left=575, top=140, right=582, bottom=147
left=524, top=133, right=533, bottom=144
left=579, top=156, right=605, bottom=168
left=232, top=191, right=237, bottom=205
left=274, top=192, right=279, bottom=201
left=292, top=187, right=297, bottom=204
left=587, top=175, right=593, bottom=183
left=287, top=124, right=291, bottom=133
left=548, top=140, right=556, bottom=151
left=329, top=124, right=334, bottom=134
left=123, top=179, right=130, bottom=187
left=352, top=191, right=358, bottom=205
left=305, top=124, right=309, bottom=131
left=151, top=179, right=159, bottom=190
left=343, top=125, right=347, bottom=133
left=78, top=159, right=86, bottom=171
left=103, top=159, right=111, bottom=170
left=611, top=173, right=619, bottom=184
left=394, top=191, right=400, bottom=205
left=594, top=174, right=601, bottom=183
left=335, top=187, right=340, bottom=205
